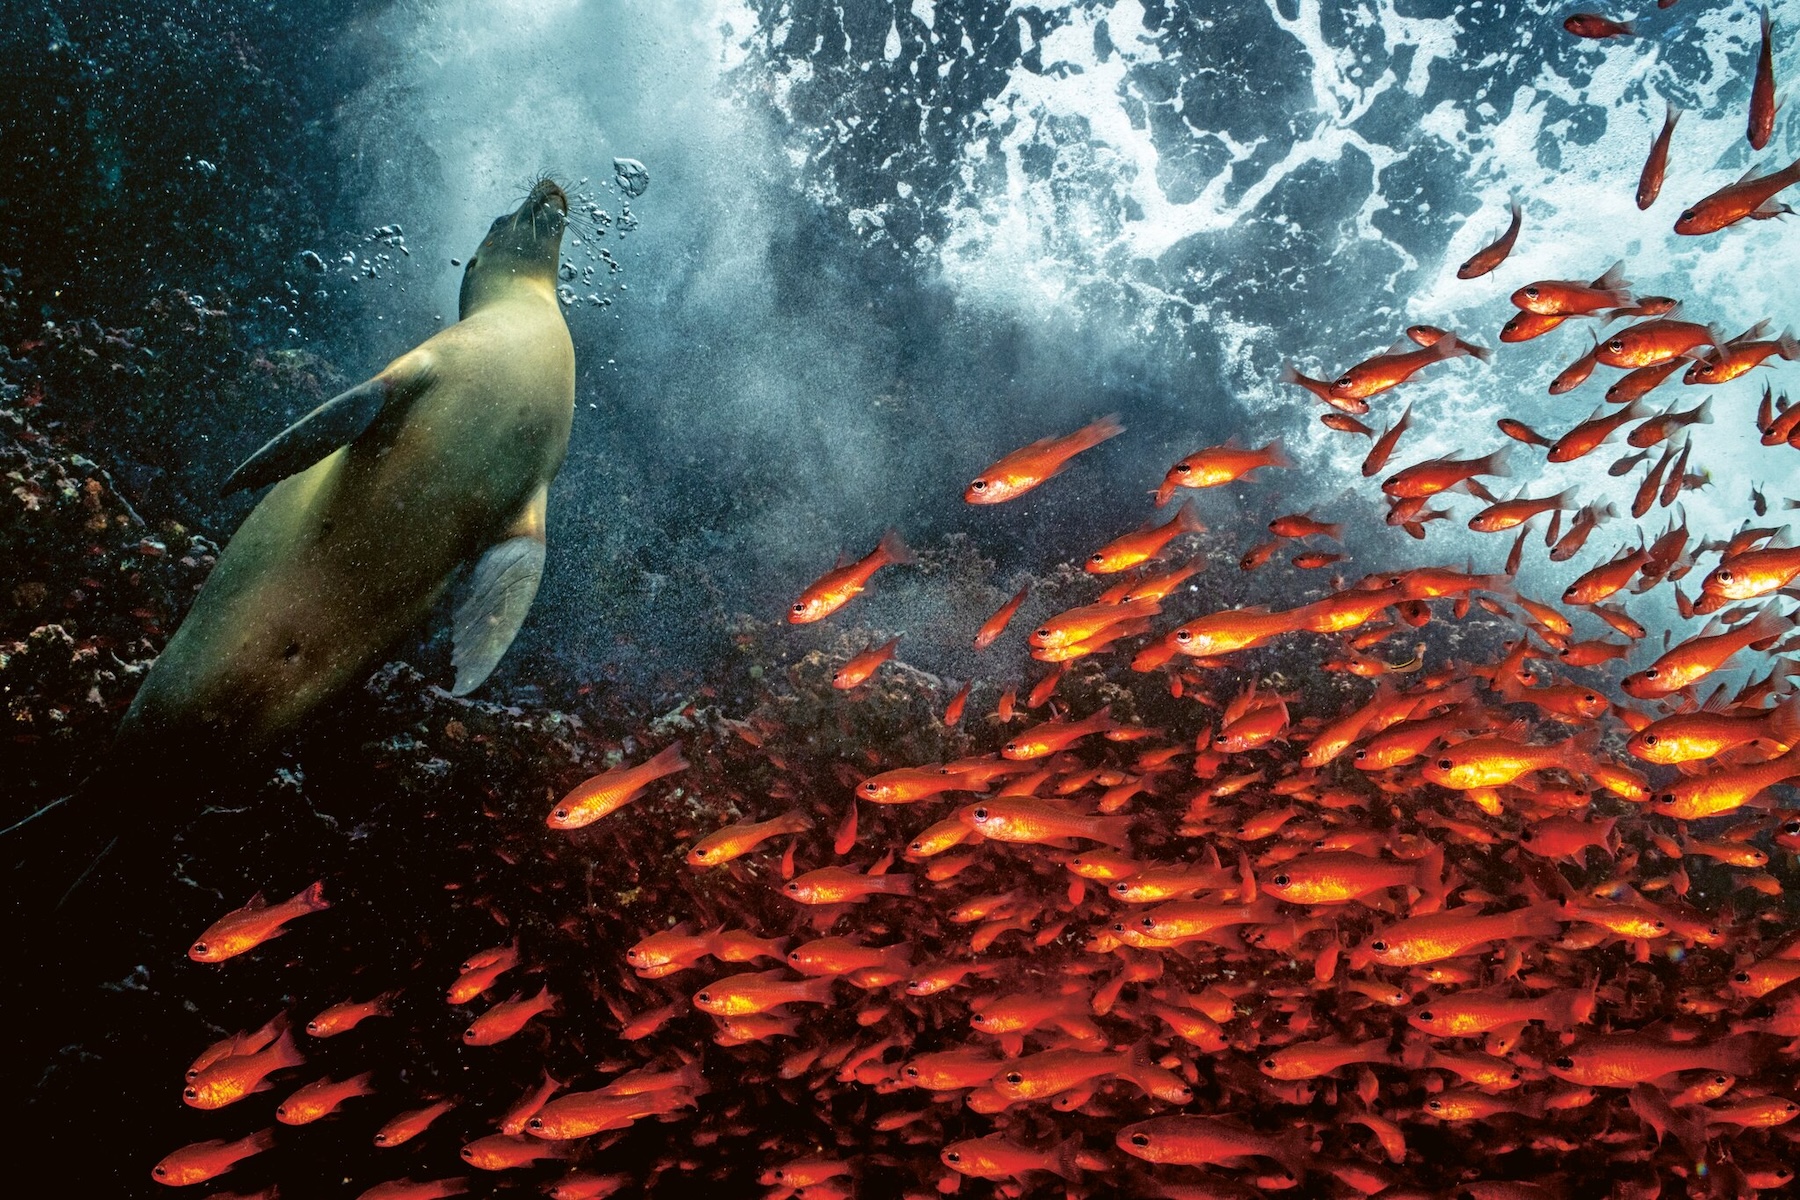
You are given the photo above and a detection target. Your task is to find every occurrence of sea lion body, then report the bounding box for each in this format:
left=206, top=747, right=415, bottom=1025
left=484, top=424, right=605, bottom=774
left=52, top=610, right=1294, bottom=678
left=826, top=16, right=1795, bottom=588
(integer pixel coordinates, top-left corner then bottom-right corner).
left=119, top=181, right=575, bottom=750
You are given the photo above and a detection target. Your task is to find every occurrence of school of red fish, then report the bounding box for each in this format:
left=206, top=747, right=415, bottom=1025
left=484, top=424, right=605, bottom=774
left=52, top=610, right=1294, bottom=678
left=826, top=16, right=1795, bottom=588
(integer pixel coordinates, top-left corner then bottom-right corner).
left=153, top=9, right=1800, bottom=1200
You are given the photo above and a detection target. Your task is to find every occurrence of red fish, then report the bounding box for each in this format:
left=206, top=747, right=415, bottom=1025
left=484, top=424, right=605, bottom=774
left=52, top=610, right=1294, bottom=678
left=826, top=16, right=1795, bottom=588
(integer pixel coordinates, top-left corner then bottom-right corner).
left=1564, top=14, right=1636, bottom=39
left=548, top=742, right=688, bottom=829
left=1085, top=500, right=1203, bottom=573
left=965, top=414, right=1124, bottom=503
left=1749, top=5, right=1779, bottom=150
left=463, top=985, right=556, bottom=1045
left=1457, top=200, right=1523, bottom=279
left=1638, top=101, right=1680, bottom=209
left=832, top=636, right=900, bottom=689
left=1511, top=262, right=1631, bottom=315
left=789, top=530, right=914, bottom=623
left=1330, top=337, right=1485, bottom=403
left=1676, top=154, right=1800, bottom=234
left=974, top=584, right=1029, bottom=649
left=188, top=880, right=330, bottom=963
left=152, top=1129, right=277, bottom=1187
left=1155, top=439, right=1288, bottom=505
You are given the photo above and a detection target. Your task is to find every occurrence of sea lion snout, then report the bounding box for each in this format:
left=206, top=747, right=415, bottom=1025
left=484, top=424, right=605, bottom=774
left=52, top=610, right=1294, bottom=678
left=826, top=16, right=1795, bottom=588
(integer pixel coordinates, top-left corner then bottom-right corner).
left=526, top=178, right=568, bottom=215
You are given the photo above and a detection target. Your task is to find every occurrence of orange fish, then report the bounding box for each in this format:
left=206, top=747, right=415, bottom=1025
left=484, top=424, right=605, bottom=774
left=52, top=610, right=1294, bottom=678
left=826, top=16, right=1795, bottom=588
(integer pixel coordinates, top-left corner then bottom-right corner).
left=459, top=1134, right=570, bottom=1171
left=188, top=880, right=330, bottom=963
left=1085, top=500, right=1203, bottom=573
left=692, top=969, right=835, bottom=1016
left=1457, top=200, right=1523, bottom=279
left=1260, top=1036, right=1394, bottom=1080
left=1469, top=487, right=1577, bottom=532
left=374, top=1099, right=457, bottom=1147
left=1547, top=1032, right=1768, bottom=1087
left=940, top=1135, right=1079, bottom=1182
left=1564, top=14, right=1636, bottom=39
left=1511, top=262, right=1631, bottom=315
left=1596, top=315, right=1720, bottom=369
left=548, top=742, right=688, bottom=829
left=1423, top=729, right=1595, bottom=789
left=1168, top=606, right=1298, bottom=657
left=832, top=636, right=900, bottom=689
left=1108, top=558, right=1203, bottom=604
left=1264, top=848, right=1441, bottom=905
left=307, top=990, right=399, bottom=1038
left=1357, top=904, right=1563, bottom=967
left=1626, top=396, right=1712, bottom=447
left=1002, top=706, right=1118, bottom=759
left=964, top=414, right=1124, bottom=504
left=1381, top=448, right=1509, bottom=499
left=1684, top=324, right=1799, bottom=385
left=1115, top=1115, right=1311, bottom=1173
left=1155, top=439, right=1288, bottom=506
left=152, top=1128, right=277, bottom=1187
left=1031, top=596, right=1161, bottom=651
left=1331, top=337, right=1484, bottom=403
left=782, top=865, right=914, bottom=904
left=1362, top=402, right=1414, bottom=477
left=962, top=797, right=1132, bottom=847
left=448, top=941, right=519, bottom=1004
left=187, top=1011, right=285, bottom=1081
left=1282, top=361, right=1367, bottom=414
left=1637, top=101, right=1680, bottom=209
left=1704, top=544, right=1800, bottom=600
left=1650, top=746, right=1800, bottom=820
left=1676, top=154, right=1800, bottom=234
left=789, top=529, right=913, bottom=623
left=974, top=584, right=1029, bottom=649
left=463, top=986, right=555, bottom=1045
left=687, top=809, right=814, bottom=867
left=1621, top=609, right=1789, bottom=697
left=277, top=1070, right=376, bottom=1124
left=185, top=1022, right=306, bottom=1109
left=1501, top=310, right=1568, bottom=343
left=1750, top=5, right=1779, bottom=150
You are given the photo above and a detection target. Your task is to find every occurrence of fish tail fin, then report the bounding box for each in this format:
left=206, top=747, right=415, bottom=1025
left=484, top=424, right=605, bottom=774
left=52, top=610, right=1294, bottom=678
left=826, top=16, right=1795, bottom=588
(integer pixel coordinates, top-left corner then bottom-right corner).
left=1592, top=259, right=1632, bottom=298
left=1092, top=815, right=1136, bottom=849
left=1457, top=336, right=1493, bottom=363
left=241, top=1127, right=280, bottom=1155
left=1260, top=438, right=1291, bottom=469
left=294, top=879, right=331, bottom=912
left=879, top=873, right=916, bottom=896
left=803, top=976, right=838, bottom=1005
left=1693, top=396, right=1714, bottom=425
left=1414, top=843, right=1446, bottom=898
left=1778, top=328, right=1800, bottom=361
left=1718, top=1031, right=1779, bottom=1076
left=272, top=1027, right=308, bottom=1070
left=644, top=740, right=691, bottom=778
left=1765, top=694, right=1800, bottom=749
left=1482, top=446, right=1513, bottom=480
left=1074, top=413, right=1127, bottom=452
left=1174, top=498, right=1206, bottom=535
left=1048, top=1134, right=1083, bottom=1182
left=876, top=528, right=917, bottom=568
left=1278, top=360, right=1305, bottom=385
left=777, top=808, right=816, bottom=835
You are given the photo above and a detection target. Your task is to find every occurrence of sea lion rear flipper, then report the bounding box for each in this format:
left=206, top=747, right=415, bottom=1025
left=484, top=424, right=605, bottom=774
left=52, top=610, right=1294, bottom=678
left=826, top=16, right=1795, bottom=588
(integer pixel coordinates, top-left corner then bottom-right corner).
left=220, top=350, right=436, bottom=496
left=450, top=485, right=548, bottom=696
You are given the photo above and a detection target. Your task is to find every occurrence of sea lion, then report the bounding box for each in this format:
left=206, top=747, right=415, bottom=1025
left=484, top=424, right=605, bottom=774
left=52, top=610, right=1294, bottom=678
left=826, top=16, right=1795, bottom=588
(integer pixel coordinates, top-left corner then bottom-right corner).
left=117, top=178, right=576, bottom=752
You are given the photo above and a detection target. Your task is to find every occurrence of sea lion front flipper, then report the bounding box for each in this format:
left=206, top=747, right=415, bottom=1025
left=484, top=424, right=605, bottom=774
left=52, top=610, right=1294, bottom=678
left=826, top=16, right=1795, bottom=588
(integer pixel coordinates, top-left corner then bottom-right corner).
left=449, top=484, right=548, bottom=697
left=220, top=350, right=436, bottom=496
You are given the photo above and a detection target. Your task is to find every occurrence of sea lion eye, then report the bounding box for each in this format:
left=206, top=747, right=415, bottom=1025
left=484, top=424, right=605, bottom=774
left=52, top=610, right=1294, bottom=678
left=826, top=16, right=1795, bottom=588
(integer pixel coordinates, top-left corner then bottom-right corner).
left=1272, top=874, right=1290, bottom=887
left=1437, top=758, right=1453, bottom=770
left=1130, top=1133, right=1151, bottom=1147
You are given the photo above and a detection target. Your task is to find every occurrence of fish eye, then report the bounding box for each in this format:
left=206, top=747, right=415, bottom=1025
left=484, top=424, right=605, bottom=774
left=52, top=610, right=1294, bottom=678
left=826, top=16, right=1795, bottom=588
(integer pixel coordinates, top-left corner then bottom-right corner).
left=1089, top=553, right=1105, bottom=563
left=1643, top=667, right=1659, bottom=679
left=1428, top=1099, right=1443, bottom=1110
left=1521, top=831, right=1534, bottom=842
left=153, top=1167, right=167, bottom=1178
left=1418, top=1010, right=1435, bottom=1022
left=1272, top=874, right=1290, bottom=887
left=191, top=943, right=207, bottom=955
left=528, top=1117, right=544, bottom=1130
left=1140, top=916, right=1156, bottom=929
left=694, top=848, right=710, bottom=858
left=787, top=950, right=801, bottom=961
left=1735, top=971, right=1751, bottom=982
left=553, top=808, right=569, bottom=820
left=1642, top=734, right=1657, bottom=745
left=1004, top=1072, right=1023, bottom=1084
left=970, top=480, right=987, bottom=491
left=1523, top=287, right=1539, bottom=299
left=306, top=1022, right=321, bottom=1034
left=697, top=991, right=711, bottom=1002
left=461, top=1148, right=475, bottom=1160
left=1654, top=920, right=1667, bottom=930
left=1174, top=463, right=1192, bottom=474
left=973, top=807, right=989, bottom=821
left=276, top=1106, right=289, bottom=1119
left=1175, top=629, right=1193, bottom=643
left=791, top=602, right=805, bottom=613
left=374, top=1134, right=389, bottom=1145
left=1680, top=210, right=1695, bottom=222
left=1436, top=758, right=1453, bottom=770
left=1714, top=1074, right=1728, bottom=1084
left=1130, top=1133, right=1151, bottom=1147
left=1609, top=338, right=1625, bottom=352
left=1584, top=694, right=1597, bottom=703
left=1655, top=794, right=1675, bottom=806
left=945, top=1152, right=961, bottom=1163
left=1370, top=940, right=1387, bottom=953
left=904, top=1065, right=919, bottom=1077
left=1352, top=749, right=1367, bottom=761
left=1510, top=1070, right=1522, bottom=1080
left=1717, top=569, right=1733, bottom=582
left=183, top=1086, right=197, bottom=1098
left=1553, top=1056, right=1575, bottom=1070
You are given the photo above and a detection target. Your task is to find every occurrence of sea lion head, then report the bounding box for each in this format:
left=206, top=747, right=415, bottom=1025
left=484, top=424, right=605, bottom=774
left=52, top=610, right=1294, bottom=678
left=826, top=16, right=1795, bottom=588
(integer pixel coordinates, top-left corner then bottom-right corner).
left=458, top=177, right=569, bottom=315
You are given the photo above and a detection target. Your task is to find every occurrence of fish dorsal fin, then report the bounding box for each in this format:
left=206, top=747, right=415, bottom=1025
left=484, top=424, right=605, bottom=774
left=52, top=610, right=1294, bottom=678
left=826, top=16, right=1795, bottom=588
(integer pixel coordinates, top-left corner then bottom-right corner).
left=1734, top=161, right=1764, bottom=186
left=1589, top=260, right=1629, bottom=291
left=244, top=891, right=268, bottom=910
left=220, top=348, right=436, bottom=496
left=1384, top=335, right=1416, bottom=356
left=451, top=485, right=548, bottom=697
